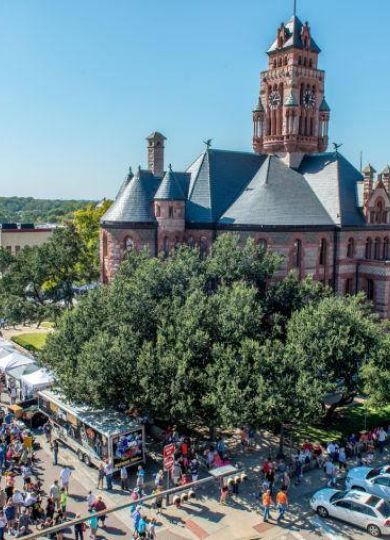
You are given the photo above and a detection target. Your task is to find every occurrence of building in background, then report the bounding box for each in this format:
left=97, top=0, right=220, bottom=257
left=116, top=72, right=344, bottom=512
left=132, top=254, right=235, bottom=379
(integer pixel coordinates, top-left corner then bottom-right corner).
left=0, top=224, right=53, bottom=255
left=100, top=11, right=390, bottom=318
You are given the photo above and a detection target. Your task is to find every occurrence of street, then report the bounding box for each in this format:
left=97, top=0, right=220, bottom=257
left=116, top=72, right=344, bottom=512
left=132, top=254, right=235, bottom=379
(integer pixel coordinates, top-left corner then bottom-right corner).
left=23, top=433, right=390, bottom=540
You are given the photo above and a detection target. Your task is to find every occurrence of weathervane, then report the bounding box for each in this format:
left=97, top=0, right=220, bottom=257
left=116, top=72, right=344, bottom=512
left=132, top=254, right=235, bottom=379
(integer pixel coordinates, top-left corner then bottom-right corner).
left=203, top=139, right=212, bottom=149
left=332, top=142, right=343, bottom=155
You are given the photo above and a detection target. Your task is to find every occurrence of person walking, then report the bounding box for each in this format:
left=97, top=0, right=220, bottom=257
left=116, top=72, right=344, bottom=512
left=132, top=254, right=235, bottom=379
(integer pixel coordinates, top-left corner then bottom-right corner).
left=137, top=515, right=147, bottom=539
left=120, top=465, right=128, bottom=490
left=88, top=508, right=98, bottom=540
left=276, top=489, right=288, bottom=521
left=0, top=511, right=5, bottom=540
left=104, top=459, right=113, bottom=491
left=281, top=471, right=290, bottom=492
left=325, top=459, right=336, bottom=487
left=137, top=465, right=145, bottom=492
left=60, top=488, right=68, bottom=515
left=97, top=463, right=105, bottom=490
left=60, top=466, right=72, bottom=494
left=49, top=480, right=61, bottom=510
left=92, top=496, right=107, bottom=528
left=51, top=439, right=59, bottom=466
left=378, top=427, right=387, bottom=453
left=262, top=489, right=273, bottom=522
left=74, top=515, right=85, bottom=540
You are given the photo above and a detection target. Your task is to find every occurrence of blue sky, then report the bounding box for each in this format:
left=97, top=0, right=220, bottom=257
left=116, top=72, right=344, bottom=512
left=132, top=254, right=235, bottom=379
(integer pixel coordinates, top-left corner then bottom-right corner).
left=0, top=0, right=389, bottom=199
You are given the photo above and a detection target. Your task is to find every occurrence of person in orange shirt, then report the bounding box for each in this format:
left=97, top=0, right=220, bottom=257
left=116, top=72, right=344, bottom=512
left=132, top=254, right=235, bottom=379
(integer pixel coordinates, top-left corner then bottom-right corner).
left=276, top=489, right=288, bottom=521
left=262, top=489, right=273, bottom=522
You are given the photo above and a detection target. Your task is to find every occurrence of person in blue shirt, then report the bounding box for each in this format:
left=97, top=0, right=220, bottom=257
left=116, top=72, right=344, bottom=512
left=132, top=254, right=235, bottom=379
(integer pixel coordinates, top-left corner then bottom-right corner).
left=137, top=515, right=147, bottom=538
left=132, top=505, right=141, bottom=534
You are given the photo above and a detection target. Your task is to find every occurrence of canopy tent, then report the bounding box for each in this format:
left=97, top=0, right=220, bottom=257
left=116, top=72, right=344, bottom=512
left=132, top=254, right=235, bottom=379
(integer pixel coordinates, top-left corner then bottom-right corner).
left=0, top=346, right=16, bottom=360
left=6, top=363, right=39, bottom=382
left=0, top=352, right=35, bottom=374
left=21, top=368, right=53, bottom=398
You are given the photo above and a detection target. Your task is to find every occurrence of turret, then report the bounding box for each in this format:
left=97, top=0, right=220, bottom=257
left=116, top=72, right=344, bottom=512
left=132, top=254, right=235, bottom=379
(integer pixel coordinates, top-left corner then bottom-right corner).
left=154, top=165, right=186, bottom=255
left=363, top=163, right=376, bottom=206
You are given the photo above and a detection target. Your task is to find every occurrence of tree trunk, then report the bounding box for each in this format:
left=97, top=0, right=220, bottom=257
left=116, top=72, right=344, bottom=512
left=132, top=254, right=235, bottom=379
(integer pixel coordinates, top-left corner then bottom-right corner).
left=277, top=423, right=285, bottom=459
left=209, top=425, right=217, bottom=441
left=323, top=393, right=355, bottom=425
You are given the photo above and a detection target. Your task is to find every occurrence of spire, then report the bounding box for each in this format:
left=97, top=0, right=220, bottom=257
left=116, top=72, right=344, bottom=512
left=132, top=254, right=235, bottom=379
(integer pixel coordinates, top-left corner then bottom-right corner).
left=362, top=163, right=376, bottom=177
left=319, top=97, right=331, bottom=112
left=154, top=165, right=186, bottom=201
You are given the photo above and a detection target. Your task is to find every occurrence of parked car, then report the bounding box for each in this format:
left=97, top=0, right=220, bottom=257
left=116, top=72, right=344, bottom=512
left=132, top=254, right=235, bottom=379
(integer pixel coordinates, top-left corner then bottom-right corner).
left=310, top=488, right=390, bottom=537
left=346, top=466, right=390, bottom=500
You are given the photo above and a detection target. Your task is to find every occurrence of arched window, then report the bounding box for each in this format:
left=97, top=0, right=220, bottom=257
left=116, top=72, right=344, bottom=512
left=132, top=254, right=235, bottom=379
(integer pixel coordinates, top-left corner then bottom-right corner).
left=347, top=238, right=355, bottom=258
left=292, top=239, right=302, bottom=268
left=309, top=58, right=313, bottom=68
left=273, top=59, right=277, bottom=69
left=376, top=200, right=383, bottom=224
left=257, top=238, right=268, bottom=251
left=345, top=278, right=353, bottom=295
left=365, top=237, right=372, bottom=259
left=374, top=238, right=381, bottom=260
left=124, top=237, right=134, bottom=252
left=155, top=204, right=161, bottom=217
left=367, top=279, right=375, bottom=301
left=163, top=236, right=169, bottom=257
left=319, top=239, right=327, bottom=266
left=384, top=238, right=389, bottom=260
left=284, top=56, right=288, bottom=66
left=102, top=233, right=108, bottom=258
left=200, top=237, right=208, bottom=258
left=169, top=206, right=174, bottom=218
left=298, top=56, right=302, bottom=65
left=303, top=57, right=307, bottom=66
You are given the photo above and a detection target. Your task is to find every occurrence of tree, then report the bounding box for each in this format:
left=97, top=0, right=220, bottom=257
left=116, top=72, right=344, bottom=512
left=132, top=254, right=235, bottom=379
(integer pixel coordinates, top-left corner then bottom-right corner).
left=43, top=233, right=333, bottom=437
left=286, top=293, right=384, bottom=423
left=73, top=201, right=112, bottom=281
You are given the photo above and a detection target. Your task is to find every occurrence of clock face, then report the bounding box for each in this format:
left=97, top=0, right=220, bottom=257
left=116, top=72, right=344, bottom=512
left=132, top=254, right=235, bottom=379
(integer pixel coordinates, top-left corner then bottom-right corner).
left=303, top=90, right=316, bottom=109
left=268, top=90, right=281, bottom=109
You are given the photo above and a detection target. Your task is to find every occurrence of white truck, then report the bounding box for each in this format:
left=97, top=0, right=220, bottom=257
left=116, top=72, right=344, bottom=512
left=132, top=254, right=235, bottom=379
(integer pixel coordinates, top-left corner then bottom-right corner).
left=38, top=389, right=145, bottom=470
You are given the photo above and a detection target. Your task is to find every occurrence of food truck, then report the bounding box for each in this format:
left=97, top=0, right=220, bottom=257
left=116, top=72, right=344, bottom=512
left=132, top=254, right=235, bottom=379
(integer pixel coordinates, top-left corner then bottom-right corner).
left=38, top=390, right=145, bottom=470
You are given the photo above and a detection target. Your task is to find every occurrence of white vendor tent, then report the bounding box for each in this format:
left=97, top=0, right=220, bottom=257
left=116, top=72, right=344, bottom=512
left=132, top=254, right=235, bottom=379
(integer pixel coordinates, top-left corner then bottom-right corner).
left=21, top=368, right=53, bottom=398
left=0, top=352, right=35, bottom=374
left=0, top=345, right=16, bottom=360
left=7, top=363, right=39, bottom=383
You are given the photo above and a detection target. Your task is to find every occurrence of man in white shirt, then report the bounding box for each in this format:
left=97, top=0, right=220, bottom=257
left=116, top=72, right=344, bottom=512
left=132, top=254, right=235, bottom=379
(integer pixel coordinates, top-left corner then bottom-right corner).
left=378, top=427, right=387, bottom=453
left=87, top=490, right=96, bottom=510
left=60, top=466, right=71, bottom=493
left=49, top=480, right=61, bottom=509
left=325, top=459, right=335, bottom=487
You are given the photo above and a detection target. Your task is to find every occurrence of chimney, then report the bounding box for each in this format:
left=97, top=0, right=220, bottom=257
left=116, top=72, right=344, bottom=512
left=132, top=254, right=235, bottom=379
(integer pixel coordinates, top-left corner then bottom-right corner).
left=146, top=132, right=166, bottom=177
left=363, top=163, right=376, bottom=206
left=381, top=165, right=390, bottom=193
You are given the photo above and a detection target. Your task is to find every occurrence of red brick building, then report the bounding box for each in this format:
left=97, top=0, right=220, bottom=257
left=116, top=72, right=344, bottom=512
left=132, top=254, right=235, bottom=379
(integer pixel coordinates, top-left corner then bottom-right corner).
left=100, top=13, right=390, bottom=318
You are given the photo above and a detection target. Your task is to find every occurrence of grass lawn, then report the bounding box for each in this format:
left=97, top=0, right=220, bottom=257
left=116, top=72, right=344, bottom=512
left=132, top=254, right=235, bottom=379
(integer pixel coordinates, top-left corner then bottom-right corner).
left=295, top=402, right=390, bottom=444
left=11, top=332, right=48, bottom=352
left=40, top=321, right=54, bottom=329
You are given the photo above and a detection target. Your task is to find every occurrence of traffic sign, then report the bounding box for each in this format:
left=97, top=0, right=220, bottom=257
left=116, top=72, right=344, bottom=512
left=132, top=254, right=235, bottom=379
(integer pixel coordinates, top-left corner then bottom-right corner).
left=163, top=443, right=175, bottom=472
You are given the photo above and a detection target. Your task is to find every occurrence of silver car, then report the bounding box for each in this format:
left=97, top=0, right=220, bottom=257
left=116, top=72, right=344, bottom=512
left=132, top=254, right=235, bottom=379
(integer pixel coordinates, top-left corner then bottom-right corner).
left=310, top=488, right=390, bottom=537
left=346, top=466, right=390, bottom=500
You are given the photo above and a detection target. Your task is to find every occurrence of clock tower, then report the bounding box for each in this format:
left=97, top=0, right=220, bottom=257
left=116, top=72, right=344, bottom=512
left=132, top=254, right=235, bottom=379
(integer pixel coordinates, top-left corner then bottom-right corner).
left=253, top=15, right=330, bottom=168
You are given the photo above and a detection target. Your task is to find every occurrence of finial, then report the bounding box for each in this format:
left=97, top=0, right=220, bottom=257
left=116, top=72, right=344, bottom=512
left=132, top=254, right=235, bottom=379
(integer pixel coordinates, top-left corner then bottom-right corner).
left=203, top=138, right=212, bottom=148
left=293, top=0, right=297, bottom=16
left=168, top=163, right=173, bottom=172
left=332, top=142, right=343, bottom=155
left=138, top=165, right=142, bottom=173
left=128, top=166, right=133, bottom=177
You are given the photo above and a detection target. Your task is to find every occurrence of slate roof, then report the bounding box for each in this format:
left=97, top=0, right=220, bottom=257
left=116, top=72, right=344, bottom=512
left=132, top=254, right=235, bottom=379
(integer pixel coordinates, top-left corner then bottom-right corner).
left=116, top=167, right=133, bottom=199
left=267, top=16, right=321, bottom=54
left=319, top=97, right=331, bottom=112
left=103, top=149, right=366, bottom=229
left=101, top=168, right=161, bottom=224
left=299, top=153, right=365, bottom=226
left=154, top=166, right=189, bottom=201
left=219, top=155, right=334, bottom=226
left=186, top=150, right=265, bottom=223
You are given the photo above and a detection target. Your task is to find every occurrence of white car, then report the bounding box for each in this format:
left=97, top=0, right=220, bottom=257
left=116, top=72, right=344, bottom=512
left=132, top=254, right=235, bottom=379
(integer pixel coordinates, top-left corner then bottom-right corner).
left=310, top=488, right=390, bottom=537
left=346, top=466, right=390, bottom=500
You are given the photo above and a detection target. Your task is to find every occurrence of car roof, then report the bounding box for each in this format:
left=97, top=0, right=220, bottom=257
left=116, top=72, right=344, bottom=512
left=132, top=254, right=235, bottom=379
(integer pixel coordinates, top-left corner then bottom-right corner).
left=345, top=490, right=380, bottom=505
